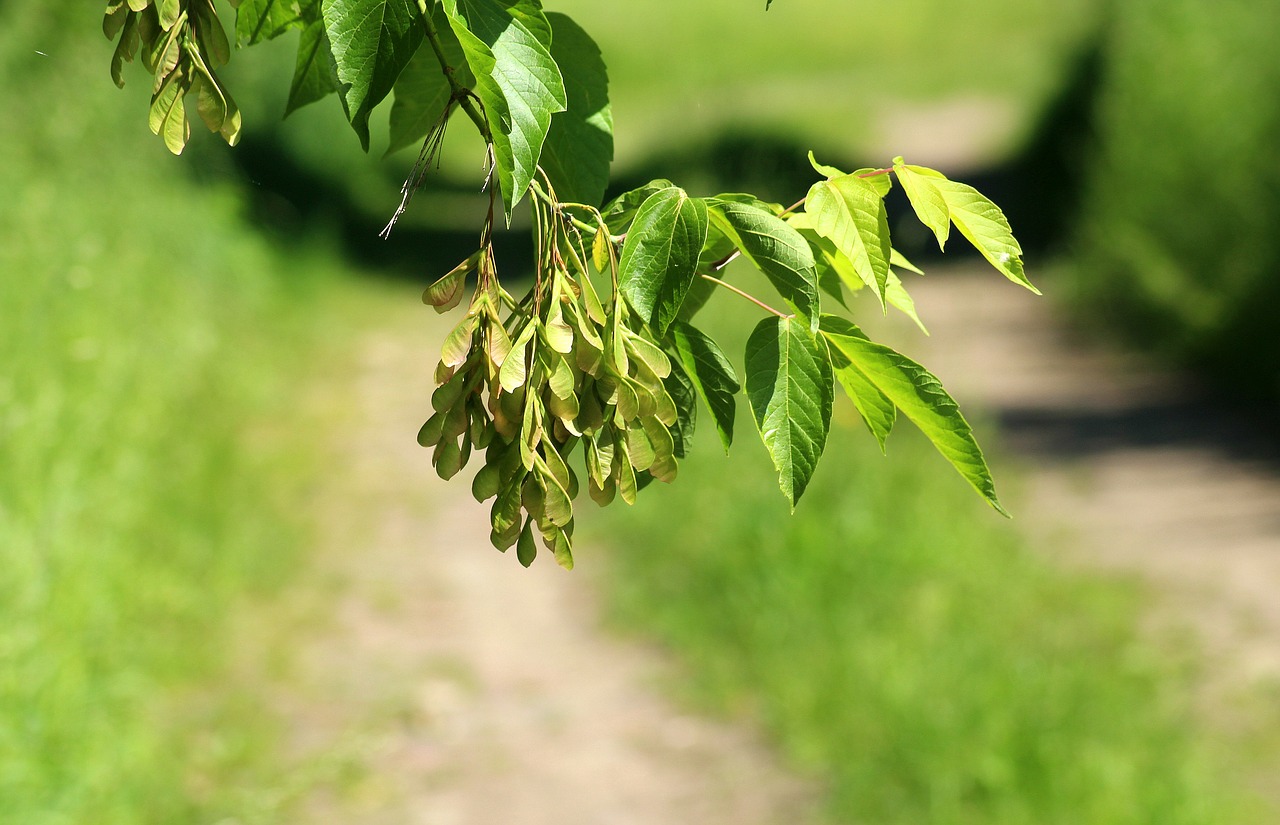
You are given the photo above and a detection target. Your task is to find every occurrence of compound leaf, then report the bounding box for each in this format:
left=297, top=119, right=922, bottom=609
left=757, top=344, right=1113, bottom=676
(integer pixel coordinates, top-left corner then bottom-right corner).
left=893, top=158, right=1036, bottom=293
left=618, top=187, right=708, bottom=336
left=745, top=316, right=833, bottom=509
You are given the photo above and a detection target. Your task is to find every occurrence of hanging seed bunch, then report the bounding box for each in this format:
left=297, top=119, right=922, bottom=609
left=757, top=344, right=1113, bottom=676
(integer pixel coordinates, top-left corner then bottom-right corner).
left=103, top=0, right=241, bottom=154
left=417, top=181, right=689, bottom=570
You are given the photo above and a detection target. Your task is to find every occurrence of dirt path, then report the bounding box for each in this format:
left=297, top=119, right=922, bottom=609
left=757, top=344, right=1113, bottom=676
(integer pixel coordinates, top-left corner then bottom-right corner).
left=861, top=267, right=1280, bottom=695
left=273, top=289, right=818, bottom=824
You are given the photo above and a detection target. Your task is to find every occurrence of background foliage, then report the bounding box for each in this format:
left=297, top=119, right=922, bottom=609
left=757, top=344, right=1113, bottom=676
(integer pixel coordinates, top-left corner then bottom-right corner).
left=1072, top=0, right=1280, bottom=402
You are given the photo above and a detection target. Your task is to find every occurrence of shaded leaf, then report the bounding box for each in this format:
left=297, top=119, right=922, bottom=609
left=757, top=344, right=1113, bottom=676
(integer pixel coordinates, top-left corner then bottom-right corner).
left=286, top=0, right=336, bottom=115
left=668, top=321, right=739, bottom=453
left=540, top=12, right=613, bottom=206
left=663, top=357, right=698, bottom=458
left=387, top=3, right=471, bottom=155
left=235, top=0, right=303, bottom=45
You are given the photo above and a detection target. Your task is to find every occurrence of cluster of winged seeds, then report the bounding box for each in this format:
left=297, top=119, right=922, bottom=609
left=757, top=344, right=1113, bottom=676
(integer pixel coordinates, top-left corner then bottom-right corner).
left=417, top=201, right=688, bottom=570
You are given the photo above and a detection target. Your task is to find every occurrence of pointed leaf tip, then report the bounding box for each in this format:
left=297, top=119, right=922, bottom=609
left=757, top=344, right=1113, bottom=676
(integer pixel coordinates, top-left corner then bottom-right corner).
left=745, top=317, right=833, bottom=508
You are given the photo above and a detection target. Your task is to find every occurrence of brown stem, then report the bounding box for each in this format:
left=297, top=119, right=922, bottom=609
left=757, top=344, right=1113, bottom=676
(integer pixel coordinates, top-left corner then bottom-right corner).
left=699, top=274, right=792, bottom=319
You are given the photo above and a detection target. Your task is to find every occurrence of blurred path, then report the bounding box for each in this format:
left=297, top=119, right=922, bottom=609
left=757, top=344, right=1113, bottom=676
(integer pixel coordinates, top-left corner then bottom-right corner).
left=863, top=267, right=1280, bottom=693
left=279, top=291, right=816, bottom=824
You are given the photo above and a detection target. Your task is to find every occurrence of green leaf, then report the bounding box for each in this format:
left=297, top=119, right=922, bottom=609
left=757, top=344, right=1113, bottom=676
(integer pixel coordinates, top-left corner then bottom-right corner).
left=807, top=150, right=844, bottom=179
left=618, top=187, right=709, bottom=336
left=787, top=213, right=854, bottom=304
left=442, top=0, right=567, bottom=221
left=804, top=174, right=892, bottom=307
left=818, top=315, right=1006, bottom=515
left=286, top=0, right=336, bottom=115
left=744, top=317, right=833, bottom=508
left=890, top=247, right=924, bottom=274
left=708, top=199, right=819, bottom=327
left=893, top=159, right=950, bottom=248
left=235, top=0, right=304, bottom=45
left=886, top=271, right=927, bottom=334
left=387, top=3, right=470, bottom=156
left=933, top=178, right=1037, bottom=294
left=600, top=179, right=675, bottom=232
left=852, top=168, right=893, bottom=197
left=893, top=158, right=1037, bottom=294
left=322, top=0, right=423, bottom=151
left=539, top=12, right=613, bottom=206
left=668, top=321, right=739, bottom=453
left=663, top=358, right=698, bottom=459
left=818, top=317, right=895, bottom=451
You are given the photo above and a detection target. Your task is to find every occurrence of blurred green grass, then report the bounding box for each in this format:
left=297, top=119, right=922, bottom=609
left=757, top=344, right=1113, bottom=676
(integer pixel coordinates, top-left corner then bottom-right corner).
left=595, top=398, right=1257, bottom=824
left=586, top=266, right=1264, bottom=823
left=0, top=8, right=355, bottom=823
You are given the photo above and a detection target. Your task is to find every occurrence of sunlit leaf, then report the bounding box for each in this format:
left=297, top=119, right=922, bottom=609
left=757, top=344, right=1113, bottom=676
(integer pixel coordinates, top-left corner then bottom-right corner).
left=322, top=0, right=422, bottom=150
left=442, top=0, right=567, bottom=221
left=805, top=173, right=892, bottom=307
left=618, top=187, right=709, bottom=335
left=819, top=315, right=1006, bottom=515
left=709, top=199, right=819, bottom=327
left=745, top=316, right=833, bottom=508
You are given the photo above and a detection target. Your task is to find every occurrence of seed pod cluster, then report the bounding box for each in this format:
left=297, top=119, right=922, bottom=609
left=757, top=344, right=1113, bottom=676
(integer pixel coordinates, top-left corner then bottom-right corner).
left=103, top=0, right=242, bottom=155
left=417, top=240, right=687, bottom=569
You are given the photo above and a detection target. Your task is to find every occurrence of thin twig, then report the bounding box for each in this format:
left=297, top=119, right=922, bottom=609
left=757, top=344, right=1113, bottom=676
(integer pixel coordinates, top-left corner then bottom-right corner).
left=699, top=274, right=793, bottom=319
